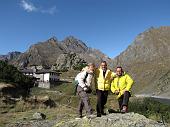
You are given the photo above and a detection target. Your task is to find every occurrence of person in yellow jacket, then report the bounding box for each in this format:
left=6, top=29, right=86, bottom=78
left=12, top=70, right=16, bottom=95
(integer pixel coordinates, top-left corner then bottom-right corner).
left=111, top=66, right=134, bottom=113
left=94, top=61, right=115, bottom=117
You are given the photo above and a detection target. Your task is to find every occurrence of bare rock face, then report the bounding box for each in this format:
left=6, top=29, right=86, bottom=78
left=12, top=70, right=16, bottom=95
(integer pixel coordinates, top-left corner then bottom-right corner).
left=61, top=36, right=88, bottom=53
left=111, top=26, right=170, bottom=97
left=55, top=52, right=86, bottom=70
left=0, top=51, right=21, bottom=61
left=54, top=113, right=165, bottom=127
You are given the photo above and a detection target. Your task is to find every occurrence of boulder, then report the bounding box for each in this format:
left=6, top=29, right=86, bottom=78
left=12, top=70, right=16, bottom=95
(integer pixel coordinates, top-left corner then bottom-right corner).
left=54, top=112, right=165, bottom=127
left=28, top=95, right=56, bottom=108
left=33, top=112, right=46, bottom=120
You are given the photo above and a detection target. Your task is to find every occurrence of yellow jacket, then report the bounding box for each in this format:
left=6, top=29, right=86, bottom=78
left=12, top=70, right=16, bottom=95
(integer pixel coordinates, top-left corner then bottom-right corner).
left=95, top=68, right=115, bottom=91
left=111, top=72, right=134, bottom=99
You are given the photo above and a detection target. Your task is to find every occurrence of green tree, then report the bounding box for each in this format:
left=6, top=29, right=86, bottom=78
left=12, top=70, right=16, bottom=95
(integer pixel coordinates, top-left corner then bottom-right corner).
left=73, top=63, right=88, bottom=71
left=0, top=60, right=34, bottom=97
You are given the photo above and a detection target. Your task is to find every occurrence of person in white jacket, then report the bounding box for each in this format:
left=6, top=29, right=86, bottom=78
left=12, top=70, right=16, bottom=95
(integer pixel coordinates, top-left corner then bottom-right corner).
left=75, top=63, right=95, bottom=118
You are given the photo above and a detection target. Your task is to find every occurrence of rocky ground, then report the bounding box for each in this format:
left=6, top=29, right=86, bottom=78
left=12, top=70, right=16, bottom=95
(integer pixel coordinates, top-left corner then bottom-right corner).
left=54, top=113, right=167, bottom=127
left=6, top=112, right=167, bottom=127
left=7, top=120, right=56, bottom=127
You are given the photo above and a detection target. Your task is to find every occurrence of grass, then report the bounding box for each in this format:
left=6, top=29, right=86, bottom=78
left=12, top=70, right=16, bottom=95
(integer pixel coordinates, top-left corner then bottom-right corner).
left=30, top=83, right=118, bottom=110
left=0, top=82, right=118, bottom=123
left=0, top=106, right=77, bottom=127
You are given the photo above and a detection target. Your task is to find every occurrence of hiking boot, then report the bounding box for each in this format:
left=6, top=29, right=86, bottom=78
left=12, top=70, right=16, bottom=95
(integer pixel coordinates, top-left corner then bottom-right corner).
left=101, top=111, right=106, bottom=115
left=97, top=113, right=101, bottom=117
left=121, top=106, right=128, bottom=113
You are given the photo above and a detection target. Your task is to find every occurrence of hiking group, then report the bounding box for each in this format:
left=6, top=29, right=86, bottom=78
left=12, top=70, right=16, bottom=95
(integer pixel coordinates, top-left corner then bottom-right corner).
left=75, top=61, right=134, bottom=119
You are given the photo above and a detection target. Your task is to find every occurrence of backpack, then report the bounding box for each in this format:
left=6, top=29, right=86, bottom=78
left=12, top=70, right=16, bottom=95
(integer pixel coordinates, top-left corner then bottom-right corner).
left=73, top=72, right=88, bottom=95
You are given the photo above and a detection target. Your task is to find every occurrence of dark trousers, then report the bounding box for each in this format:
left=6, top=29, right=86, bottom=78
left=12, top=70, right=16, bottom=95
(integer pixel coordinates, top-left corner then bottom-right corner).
left=118, top=91, right=131, bottom=110
left=96, top=89, right=108, bottom=115
left=77, top=85, right=92, bottom=116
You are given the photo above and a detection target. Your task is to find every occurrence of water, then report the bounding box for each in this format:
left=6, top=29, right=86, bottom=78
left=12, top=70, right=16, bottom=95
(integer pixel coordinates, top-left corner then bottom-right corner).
left=135, top=94, right=170, bottom=105
left=151, top=97, right=170, bottom=105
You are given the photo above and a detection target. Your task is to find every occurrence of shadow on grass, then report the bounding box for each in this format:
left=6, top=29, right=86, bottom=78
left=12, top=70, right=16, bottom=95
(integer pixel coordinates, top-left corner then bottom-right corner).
left=108, top=109, right=120, bottom=113
left=52, top=80, right=72, bottom=87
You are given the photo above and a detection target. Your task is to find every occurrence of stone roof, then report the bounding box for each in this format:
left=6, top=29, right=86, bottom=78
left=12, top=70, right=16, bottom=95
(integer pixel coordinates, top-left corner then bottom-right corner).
left=20, top=69, right=61, bottom=74
left=36, top=69, right=60, bottom=74
left=20, top=69, right=34, bottom=73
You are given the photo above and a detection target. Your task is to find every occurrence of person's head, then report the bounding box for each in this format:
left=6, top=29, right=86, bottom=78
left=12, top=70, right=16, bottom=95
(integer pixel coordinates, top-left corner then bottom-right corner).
left=100, top=61, right=107, bottom=71
left=87, top=63, right=95, bottom=73
left=116, top=66, right=123, bottom=76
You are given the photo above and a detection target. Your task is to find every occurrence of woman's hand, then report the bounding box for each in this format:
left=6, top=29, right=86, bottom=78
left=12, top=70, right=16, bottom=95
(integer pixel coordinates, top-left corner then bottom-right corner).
left=115, top=90, right=119, bottom=95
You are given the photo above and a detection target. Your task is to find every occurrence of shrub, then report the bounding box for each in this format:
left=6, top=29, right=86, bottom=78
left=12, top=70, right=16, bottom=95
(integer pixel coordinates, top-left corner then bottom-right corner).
left=73, top=63, right=88, bottom=71
left=129, top=97, right=170, bottom=123
left=0, top=60, right=34, bottom=97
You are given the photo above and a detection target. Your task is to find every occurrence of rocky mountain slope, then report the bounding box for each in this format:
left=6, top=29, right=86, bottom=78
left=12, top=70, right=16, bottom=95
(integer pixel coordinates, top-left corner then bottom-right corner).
left=0, top=51, right=21, bottom=61
left=112, top=26, right=170, bottom=97
left=6, top=36, right=111, bottom=69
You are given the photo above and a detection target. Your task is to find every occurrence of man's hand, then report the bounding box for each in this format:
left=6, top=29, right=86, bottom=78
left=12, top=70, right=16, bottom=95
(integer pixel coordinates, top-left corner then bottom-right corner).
left=110, top=77, right=115, bottom=81
left=115, top=90, right=119, bottom=95
left=83, top=87, right=88, bottom=91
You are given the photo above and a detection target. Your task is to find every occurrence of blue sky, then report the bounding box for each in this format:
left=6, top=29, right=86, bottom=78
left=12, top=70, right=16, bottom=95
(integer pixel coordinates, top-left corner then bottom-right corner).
left=0, top=0, right=170, bottom=58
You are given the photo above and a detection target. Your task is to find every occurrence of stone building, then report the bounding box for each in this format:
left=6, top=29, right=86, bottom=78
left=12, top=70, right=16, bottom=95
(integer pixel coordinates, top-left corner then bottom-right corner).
left=20, top=69, right=61, bottom=89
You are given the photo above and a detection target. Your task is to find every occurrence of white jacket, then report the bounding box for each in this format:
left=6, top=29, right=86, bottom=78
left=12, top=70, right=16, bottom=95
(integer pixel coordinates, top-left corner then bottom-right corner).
left=75, top=71, right=93, bottom=88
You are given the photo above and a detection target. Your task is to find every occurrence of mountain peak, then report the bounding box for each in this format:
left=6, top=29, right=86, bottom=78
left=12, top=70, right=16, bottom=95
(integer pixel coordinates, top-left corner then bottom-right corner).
left=47, top=36, right=58, bottom=42
left=64, top=36, right=87, bottom=46
left=62, top=36, right=88, bottom=53
left=65, top=35, right=78, bottom=40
